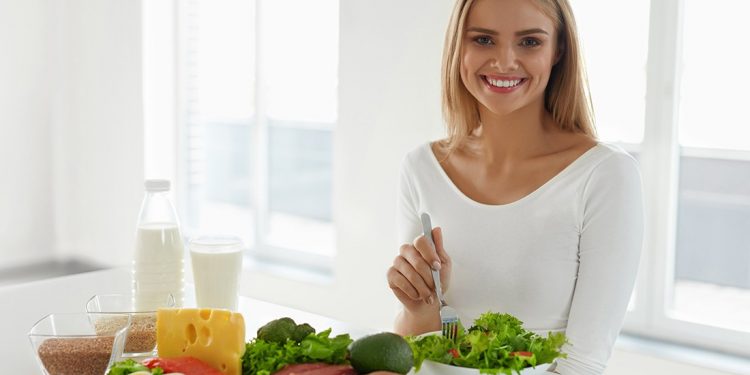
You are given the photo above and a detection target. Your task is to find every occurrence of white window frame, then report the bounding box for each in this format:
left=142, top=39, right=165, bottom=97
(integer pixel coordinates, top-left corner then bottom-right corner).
left=622, top=0, right=750, bottom=357
left=174, top=0, right=336, bottom=275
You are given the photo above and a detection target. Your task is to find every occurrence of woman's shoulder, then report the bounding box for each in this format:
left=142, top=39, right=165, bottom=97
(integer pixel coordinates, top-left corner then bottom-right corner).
left=580, top=142, right=642, bottom=189
left=401, top=141, right=443, bottom=169
left=588, top=142, right=640, bottom=169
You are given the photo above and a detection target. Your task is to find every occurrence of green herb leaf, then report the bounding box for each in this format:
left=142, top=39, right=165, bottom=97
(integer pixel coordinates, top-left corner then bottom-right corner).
left=107, top=359, right=150, bottom=375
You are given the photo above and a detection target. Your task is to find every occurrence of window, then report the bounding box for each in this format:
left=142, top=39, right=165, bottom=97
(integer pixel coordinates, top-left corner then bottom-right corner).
left=573, top=0, right=750, bottom=357
left=178, top=0, right=339, bottom=273
left=671, top=0, right=750, bottom=335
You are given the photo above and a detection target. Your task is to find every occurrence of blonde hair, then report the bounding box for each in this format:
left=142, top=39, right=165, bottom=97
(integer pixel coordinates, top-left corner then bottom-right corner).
left=440, top=0, right=596, bottom=153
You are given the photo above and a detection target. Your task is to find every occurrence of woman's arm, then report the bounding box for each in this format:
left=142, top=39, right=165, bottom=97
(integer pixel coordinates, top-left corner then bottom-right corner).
left=390, top=155, right=451, bottom=336
left=555, top=152, right=644, bottom=375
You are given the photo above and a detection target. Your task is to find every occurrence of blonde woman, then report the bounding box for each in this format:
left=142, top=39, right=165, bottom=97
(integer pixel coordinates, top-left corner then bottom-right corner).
left=386, top=0, right=643, bottom=373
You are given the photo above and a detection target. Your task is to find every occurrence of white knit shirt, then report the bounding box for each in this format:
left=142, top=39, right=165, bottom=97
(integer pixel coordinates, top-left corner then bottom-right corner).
left=397, top=142, right=644, bottom=375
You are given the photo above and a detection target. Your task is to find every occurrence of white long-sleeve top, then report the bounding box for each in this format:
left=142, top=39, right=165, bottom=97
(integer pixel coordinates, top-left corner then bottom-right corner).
left=397, top=142, right=644, bottom=375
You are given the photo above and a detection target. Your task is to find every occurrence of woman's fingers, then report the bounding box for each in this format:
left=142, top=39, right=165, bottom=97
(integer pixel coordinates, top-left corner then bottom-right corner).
left=387, top=265, right=420, bottom=301
left=401, top=243, right=436, bottom=290
left=413, top=234, right=442, bottom=271
left=390, top=249, right=433, bottom=302
left=388, top=228, right=453, bottom=307
left=430, top=227, right=451, bottom=293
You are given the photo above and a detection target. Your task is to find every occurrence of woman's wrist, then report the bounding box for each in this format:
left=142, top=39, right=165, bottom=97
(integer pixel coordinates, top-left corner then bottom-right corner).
left=395, top=303, right=440, bottom=336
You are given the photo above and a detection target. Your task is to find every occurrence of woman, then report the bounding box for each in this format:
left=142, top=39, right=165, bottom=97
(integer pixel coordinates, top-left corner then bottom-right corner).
left=386, top=0, right=643, bottom=374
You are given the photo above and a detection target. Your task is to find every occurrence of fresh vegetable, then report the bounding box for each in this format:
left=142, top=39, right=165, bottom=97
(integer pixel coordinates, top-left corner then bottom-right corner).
left=108, top=359, right=163, bottom=375
left=448, top=348, right=460, bottom=359
left=242, top=328, right=352, bottom=375
left=406, top=312, right=567, bottom=375
left=143, top=357, right=223, bottom=375
left=292, top=323, right=316, bottom=343
left=257, top=317, right=298, bottom=344
left=348, top=332, right=413, bottom=374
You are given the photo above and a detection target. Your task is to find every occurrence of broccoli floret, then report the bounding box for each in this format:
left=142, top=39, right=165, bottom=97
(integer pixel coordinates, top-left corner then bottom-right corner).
left=257, top=317, right=297, bottom=344
left=291, top=323, right=315, bottom=342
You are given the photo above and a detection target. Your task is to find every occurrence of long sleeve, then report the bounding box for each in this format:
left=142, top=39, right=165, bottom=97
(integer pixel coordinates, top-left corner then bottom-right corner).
left=553, top=153, right=644, bottom=375
left=396, top=155, right=423, bottom=246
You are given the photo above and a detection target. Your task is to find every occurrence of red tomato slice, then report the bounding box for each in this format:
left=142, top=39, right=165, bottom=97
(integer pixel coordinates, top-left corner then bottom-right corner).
left=448, top=348, right=460, bottom=359
left=509, top=351, right=533, bottom=357
left=143, top=357, right=223, bottom=375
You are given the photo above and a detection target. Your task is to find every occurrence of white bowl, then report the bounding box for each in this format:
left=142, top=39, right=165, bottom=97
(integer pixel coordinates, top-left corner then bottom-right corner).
left=409, top=360, right=552, bottom=375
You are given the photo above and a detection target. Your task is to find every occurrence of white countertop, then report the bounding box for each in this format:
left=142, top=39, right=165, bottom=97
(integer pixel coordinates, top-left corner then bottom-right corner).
left=0, top=267, right=366, bottom=373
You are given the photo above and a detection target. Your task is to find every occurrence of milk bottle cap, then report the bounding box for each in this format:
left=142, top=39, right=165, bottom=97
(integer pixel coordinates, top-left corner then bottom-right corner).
left=145, top=179, right=170, bottom=192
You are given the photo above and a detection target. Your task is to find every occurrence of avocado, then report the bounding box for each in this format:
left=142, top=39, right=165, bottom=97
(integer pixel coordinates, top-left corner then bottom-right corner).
left=257, top=317, right=297, bottom=344
left=349, top=332, right=414, bottom=374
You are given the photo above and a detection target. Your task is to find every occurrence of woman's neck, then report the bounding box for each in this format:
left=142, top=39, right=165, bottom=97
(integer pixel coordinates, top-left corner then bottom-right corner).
left=472, top=101, right=555, bottom=165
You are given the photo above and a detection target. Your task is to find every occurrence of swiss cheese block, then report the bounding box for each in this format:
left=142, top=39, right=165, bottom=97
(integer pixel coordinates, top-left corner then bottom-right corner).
left=157, top=308, right=245, bottom=375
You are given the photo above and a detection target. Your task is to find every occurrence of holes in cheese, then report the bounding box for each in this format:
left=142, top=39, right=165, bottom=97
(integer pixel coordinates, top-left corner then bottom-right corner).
left=199, top=326, right=213, bottom=346
left=157, top=308, right=245, bottom=375
left=187, top=324, right=198, bottom=344
left=200, top=309, right=212, bottom=320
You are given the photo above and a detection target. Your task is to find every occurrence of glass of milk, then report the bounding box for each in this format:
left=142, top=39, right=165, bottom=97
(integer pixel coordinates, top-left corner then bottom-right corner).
left=188, top=236, right=244, bottom=311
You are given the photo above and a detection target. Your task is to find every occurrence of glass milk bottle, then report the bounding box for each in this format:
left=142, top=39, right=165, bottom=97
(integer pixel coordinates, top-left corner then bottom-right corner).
left=132, top=179, right=185, bottom=310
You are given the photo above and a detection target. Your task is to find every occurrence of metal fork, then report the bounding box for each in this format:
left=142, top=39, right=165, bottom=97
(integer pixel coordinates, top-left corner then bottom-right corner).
left=421, top=212, right=462, bottom=342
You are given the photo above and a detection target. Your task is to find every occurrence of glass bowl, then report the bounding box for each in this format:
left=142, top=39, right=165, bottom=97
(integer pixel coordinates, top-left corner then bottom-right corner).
left=28, top=312, right=131, bottom=375
left=86, top=293, right=174, bottom=358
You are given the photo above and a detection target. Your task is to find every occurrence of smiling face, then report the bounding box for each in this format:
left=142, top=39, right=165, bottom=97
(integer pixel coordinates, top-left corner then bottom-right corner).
left=460, top=0, right=559, bottom=118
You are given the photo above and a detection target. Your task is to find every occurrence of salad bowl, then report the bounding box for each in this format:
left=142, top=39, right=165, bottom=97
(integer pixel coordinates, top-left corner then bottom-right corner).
left=407, top=312, right=565, bottom=375
left=409, top=358, right=552, bottom=374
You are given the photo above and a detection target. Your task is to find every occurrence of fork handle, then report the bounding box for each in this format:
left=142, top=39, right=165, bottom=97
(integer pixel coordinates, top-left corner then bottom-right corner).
left=421, top=213, right=446, bottom=304
left=431, top=269, right=445, bottom=305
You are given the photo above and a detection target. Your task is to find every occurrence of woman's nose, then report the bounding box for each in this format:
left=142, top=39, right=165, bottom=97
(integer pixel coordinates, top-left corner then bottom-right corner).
left=490, top=46, right=518, bottom=72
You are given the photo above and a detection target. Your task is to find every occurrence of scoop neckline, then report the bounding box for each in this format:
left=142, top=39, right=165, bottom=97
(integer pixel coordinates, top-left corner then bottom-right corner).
left=424, top=142, right=603, bottom=209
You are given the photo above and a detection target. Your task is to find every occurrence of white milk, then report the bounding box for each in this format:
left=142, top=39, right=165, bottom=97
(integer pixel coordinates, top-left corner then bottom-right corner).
left=189, top=238, right=243, bottom=310
left=133, top=223, right=185, bottom=310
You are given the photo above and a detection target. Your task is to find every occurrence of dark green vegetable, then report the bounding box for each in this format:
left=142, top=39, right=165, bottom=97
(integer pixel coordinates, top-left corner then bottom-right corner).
left=257, top=317, right=298, bottom=344
left=292, top=323, right=316, bottom=343
left=349, top=332, right=414, bottom=374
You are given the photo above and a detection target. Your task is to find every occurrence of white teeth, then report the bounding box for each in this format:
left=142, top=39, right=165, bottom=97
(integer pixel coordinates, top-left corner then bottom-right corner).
left=486, top=77, right=522, bottom=88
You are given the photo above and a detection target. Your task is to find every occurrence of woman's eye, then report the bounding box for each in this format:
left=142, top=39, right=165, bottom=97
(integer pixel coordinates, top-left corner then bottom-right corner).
left=475, top=36, right=493, bottom=46
left=520, top=38, right=541, bottom=47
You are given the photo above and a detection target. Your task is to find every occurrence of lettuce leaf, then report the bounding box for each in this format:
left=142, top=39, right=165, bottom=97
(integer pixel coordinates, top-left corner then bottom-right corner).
left=241, top=328, right=352, bottom=375
left=108, top=359, right=163, bottom=375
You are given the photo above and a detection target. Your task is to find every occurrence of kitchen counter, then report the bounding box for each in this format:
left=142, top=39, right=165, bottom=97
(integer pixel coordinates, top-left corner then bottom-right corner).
left=0, top=267, right=367, bottom=373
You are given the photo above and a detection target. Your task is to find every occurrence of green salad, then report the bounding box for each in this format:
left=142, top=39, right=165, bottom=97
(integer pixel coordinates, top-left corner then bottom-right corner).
left=406, top=312, right=567, bottom=375
left=241, top=327, right=352, bottom=375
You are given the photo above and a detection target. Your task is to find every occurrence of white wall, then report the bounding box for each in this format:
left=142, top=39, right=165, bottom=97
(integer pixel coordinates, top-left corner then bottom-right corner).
left=0, top=0, right=143, bottom=269
left=238, top=0, right=449, bottom=332
left=51, top=0, right=144, bottom=267
left=0, top=0, right=54, bottom=268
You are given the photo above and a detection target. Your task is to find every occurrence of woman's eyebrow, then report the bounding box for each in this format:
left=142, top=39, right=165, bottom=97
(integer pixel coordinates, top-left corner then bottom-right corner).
left=465, top=27, right=498, bottom=35
left=515, top=28, right=549, bottom=36
left=465, top=26, right=549, bottom=36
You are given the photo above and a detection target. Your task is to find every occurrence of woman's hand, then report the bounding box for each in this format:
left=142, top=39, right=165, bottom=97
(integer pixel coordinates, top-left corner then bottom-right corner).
left=387, top=227, right=452, bottom=312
